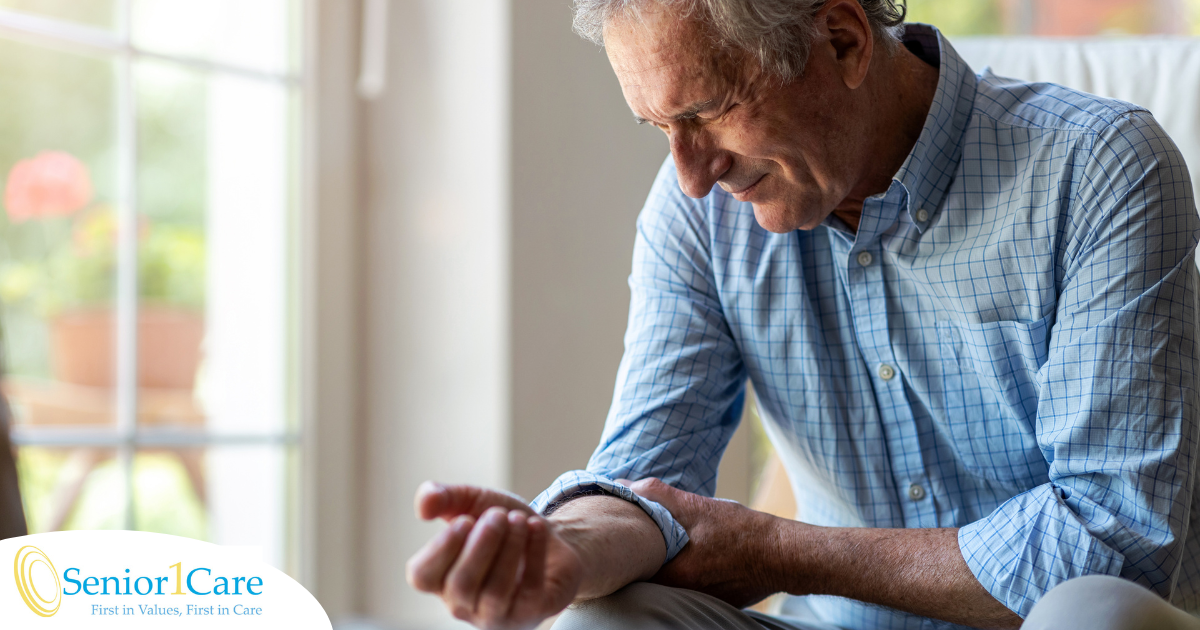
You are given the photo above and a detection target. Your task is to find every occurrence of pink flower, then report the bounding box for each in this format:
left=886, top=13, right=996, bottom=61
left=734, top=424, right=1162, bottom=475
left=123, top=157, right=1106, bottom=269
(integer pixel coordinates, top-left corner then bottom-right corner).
left=3, top=151, right=94, bottom=223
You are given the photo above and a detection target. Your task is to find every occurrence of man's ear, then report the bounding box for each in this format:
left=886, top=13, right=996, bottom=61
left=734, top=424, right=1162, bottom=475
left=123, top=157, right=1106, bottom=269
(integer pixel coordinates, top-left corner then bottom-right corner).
left=816, top=0, right=874, bottom=90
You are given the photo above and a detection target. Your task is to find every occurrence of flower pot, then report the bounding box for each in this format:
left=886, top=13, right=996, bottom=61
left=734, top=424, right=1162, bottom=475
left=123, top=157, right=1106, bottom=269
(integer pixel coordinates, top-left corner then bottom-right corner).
left=49, top=307, right=204, bottom=389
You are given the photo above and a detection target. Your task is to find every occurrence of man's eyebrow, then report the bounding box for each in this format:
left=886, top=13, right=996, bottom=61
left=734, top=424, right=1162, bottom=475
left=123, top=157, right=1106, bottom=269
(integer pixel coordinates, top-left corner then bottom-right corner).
left=634, top=99, right=716, bottom=125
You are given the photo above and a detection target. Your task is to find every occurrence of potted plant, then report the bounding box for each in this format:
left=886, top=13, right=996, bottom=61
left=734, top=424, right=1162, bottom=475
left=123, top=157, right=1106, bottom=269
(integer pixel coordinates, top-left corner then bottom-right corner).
left=0, top=150, right=206, bottom=390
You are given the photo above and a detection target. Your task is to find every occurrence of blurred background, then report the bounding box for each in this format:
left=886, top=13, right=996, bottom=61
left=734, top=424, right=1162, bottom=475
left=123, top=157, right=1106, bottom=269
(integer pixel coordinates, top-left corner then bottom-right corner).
left=0, top=1, right=1196, bottom=629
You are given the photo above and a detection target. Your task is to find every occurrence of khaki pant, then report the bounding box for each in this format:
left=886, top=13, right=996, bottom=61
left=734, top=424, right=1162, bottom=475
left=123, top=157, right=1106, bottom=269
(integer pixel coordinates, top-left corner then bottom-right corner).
left=553, top=576, right=1200, bottom=630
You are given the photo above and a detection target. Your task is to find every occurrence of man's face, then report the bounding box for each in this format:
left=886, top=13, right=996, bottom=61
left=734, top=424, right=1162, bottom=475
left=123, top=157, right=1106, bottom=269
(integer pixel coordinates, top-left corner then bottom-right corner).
left=604, top=6, right=870, bottom=233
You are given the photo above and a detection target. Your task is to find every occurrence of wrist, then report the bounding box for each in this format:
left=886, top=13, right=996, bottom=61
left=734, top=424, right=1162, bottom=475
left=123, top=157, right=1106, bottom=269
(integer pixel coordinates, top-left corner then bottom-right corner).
left=746, top=510, right=795, bottom=596
left=548, top=495, right=664, bottom=599
left=763, top=515, right=821, bottom=597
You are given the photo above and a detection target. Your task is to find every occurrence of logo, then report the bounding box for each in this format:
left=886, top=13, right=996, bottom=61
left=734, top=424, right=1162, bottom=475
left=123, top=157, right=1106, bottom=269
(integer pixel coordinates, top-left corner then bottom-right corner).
left=14, top=545, right=61, bottom=617
left=1, top=532, right=331, bottom=628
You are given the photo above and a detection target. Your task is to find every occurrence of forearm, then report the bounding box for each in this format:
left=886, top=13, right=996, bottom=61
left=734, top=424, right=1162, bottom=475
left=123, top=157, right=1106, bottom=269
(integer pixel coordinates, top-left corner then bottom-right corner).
left=548, top=495, right=666, bottom=600
left=779, top=524, right=1021, bottom=629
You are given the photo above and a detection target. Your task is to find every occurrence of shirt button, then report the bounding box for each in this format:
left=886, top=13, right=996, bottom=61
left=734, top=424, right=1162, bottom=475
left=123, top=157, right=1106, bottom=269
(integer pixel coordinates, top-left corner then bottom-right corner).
left=916, top=208, right=929, bottom=222
left=856, top=251, right=873, bottom=267
left=908, top=483, right=926, bottom=501
left=878, top=364, right=896, bottom=380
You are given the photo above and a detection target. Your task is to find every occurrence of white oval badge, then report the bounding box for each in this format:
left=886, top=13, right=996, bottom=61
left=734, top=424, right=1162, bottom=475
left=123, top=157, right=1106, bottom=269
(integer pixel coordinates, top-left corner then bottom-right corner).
left=0, top=531, right=331, bottom=629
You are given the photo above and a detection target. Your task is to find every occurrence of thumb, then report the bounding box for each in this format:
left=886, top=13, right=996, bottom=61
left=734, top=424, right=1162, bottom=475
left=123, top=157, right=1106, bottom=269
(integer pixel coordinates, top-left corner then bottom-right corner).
left=626, top=477, right=684, bottom=512
left=414, top=481, right=533, bottom=521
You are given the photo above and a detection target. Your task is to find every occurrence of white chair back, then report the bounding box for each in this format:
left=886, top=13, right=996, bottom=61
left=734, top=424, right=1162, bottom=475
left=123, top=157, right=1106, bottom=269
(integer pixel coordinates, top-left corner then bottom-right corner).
left=954, top=37, right=1200, bottom=196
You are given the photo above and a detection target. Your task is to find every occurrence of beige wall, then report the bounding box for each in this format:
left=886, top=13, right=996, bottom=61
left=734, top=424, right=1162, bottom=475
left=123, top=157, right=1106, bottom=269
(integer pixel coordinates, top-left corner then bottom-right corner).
left=508, top=1, right=756, bottom=507
left=509, top=0, right=669, bottom=501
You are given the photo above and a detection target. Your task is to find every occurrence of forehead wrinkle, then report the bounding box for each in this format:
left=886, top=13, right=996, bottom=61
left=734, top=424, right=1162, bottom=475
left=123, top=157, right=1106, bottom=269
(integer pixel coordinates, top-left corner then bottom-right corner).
left=621, top=55, right=725, bottom=122
left=611, top=45, right=694, bottom=77
left=606, top=6, right=737, bottom=126
left=623, top=61, right=723, bottom=124
left=604, top=4, right=718, bottom=74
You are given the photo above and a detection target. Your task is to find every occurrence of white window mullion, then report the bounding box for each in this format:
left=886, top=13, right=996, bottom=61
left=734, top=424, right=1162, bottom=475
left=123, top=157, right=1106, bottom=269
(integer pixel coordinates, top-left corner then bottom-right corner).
left=0, top=6, right=123, bottom=53
left=115, top=0, right=130, bottom=41
left=114, top=0, right=138, bottom=532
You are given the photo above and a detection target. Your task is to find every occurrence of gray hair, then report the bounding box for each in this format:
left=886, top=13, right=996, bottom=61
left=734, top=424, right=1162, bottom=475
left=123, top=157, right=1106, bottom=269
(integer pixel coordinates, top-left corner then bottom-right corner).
left=573, top=0, right=907, bottom=82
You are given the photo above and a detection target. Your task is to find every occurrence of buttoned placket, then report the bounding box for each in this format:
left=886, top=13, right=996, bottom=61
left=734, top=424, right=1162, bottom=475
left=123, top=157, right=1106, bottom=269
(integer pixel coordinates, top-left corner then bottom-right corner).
left=834, top=182, right=935, bottom=527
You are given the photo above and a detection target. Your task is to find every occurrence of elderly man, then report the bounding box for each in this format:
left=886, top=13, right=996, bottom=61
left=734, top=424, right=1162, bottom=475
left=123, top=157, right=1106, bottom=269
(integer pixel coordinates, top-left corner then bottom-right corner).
left=406, top=1, right=1200, bottom=628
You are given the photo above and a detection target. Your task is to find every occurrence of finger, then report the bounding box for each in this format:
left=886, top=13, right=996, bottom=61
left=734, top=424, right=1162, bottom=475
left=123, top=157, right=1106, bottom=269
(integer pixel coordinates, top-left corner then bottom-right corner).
left=629, top=477, right=678, bottom=507
left=414, top=481, right=449, bottom=520
left=444, top=507, right=510, bottom=618
left=508, top=516, right=549, bottom=620
left=476, top=511, right=529, bottom=621
left=416, top=481, right=533, bottom=521
left=406, top=515, right=474, bottom=592
left=631, top=478, right=700, bottom=529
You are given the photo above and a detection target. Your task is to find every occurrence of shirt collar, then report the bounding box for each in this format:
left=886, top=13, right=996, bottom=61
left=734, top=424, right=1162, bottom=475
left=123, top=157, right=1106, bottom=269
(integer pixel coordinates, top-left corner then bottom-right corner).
left=893, top=24, right=978, bottom=233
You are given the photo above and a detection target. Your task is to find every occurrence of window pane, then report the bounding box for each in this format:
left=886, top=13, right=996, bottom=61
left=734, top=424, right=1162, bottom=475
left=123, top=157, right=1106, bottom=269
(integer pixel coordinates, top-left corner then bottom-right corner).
left=132, top=448, right=207, bottom=540
left=133, top=59, right=206, bottom=433
left=16, top=446, right=127, bottom=533
left=132, top=0, right=298, bottom=76
left=20, top=443, right=288, bottom=570
left=135, top=59, right=293, bottom=438
left=127, top=445, right=289, bottom=571
left=206, top=445, right=289, bottom=570
left=908, top=0, right=1200, bottom=36
left=0, top=0, right=116, bottom=31
left=0, top=39, right=118, bottom=429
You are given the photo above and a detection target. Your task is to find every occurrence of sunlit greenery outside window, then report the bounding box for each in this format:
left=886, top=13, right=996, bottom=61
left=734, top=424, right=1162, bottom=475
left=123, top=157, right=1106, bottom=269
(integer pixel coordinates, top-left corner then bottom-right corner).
left=0, top=0, right=302, bottom=573
left=906, top=0, right=1200, bottom=37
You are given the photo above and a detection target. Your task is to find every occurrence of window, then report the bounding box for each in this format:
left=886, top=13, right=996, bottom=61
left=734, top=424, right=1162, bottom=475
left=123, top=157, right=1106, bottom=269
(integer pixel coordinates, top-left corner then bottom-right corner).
left=906, top=0, right=1200, bottom=36
left=0, top=1, right=302, bottom=573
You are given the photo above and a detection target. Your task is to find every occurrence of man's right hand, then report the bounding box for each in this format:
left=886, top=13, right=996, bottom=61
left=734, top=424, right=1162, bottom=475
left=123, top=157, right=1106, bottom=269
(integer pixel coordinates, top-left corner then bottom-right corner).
left=405, top=482, right=585, bottom=629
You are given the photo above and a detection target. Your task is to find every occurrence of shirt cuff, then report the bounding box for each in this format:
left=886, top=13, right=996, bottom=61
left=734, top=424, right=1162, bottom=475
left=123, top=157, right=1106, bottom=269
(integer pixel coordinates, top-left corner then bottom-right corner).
left=530, top=470, right=690, bottom=563
left=958, top=483, right=1125, bottom=618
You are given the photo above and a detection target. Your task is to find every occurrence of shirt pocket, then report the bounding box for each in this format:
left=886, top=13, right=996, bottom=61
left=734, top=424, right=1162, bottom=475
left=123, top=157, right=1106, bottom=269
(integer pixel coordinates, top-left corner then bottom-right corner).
left=935, top=314, right=1053, bottom=487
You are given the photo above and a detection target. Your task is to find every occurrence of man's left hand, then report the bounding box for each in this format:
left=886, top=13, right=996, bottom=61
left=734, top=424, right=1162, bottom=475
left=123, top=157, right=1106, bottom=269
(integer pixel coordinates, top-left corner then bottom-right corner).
left=621, top=478, right=789, bottom=608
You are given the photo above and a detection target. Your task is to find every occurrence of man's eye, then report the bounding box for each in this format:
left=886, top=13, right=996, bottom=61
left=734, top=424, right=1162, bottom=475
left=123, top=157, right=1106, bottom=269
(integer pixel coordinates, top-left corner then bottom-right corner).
left=691, top=107, right=731, bottom=125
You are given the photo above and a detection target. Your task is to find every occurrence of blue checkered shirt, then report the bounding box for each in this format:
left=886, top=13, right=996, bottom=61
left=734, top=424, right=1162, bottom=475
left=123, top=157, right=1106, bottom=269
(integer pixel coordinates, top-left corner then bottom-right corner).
left=532, top=25, right=1200, bottom=629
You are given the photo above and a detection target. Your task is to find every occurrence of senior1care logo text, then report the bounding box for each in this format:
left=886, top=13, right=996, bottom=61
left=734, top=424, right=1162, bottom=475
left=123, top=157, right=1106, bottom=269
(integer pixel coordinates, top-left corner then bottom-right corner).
left=1, top=531, right=331, bottom=629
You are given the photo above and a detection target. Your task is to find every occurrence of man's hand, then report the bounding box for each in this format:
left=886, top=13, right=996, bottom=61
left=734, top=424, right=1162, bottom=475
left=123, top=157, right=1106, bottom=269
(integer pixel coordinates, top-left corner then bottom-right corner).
left=623, top=477, right=785, bottom=608
left=405, top=482, right=584, bottom=629
left=628, top=478, right=1022, bottom=628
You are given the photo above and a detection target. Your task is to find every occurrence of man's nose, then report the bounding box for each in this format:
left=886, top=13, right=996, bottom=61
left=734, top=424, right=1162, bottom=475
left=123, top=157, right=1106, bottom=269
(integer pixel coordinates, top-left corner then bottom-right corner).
left=669, top=128, right=729, bottom=199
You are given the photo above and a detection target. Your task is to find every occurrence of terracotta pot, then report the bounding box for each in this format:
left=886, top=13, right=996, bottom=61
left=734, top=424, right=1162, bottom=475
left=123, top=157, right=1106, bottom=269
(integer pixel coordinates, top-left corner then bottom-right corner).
left=49, top=307, right=204, bottom=389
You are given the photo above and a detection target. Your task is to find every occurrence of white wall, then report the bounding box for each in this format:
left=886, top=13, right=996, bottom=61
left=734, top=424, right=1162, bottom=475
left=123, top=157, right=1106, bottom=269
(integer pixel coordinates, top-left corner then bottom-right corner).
left=359, top=0, right=510, bottom=626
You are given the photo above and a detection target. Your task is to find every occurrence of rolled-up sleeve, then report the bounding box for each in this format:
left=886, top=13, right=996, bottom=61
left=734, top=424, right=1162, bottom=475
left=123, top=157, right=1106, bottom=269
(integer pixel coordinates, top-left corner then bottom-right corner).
left=959, top=112, right=1200, bottom=616
left=531, top=159, right=748, bottom=563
